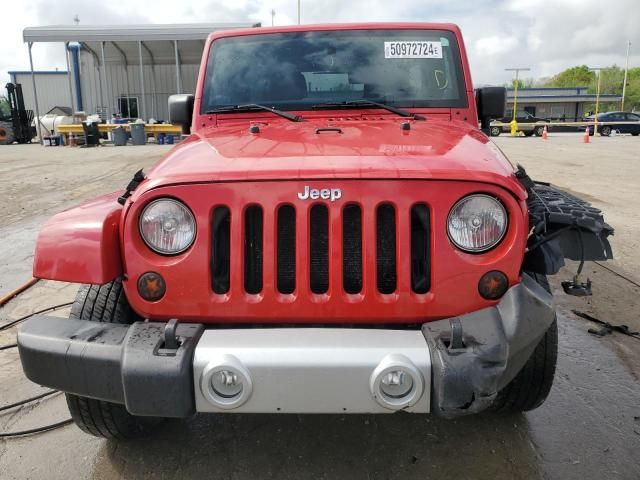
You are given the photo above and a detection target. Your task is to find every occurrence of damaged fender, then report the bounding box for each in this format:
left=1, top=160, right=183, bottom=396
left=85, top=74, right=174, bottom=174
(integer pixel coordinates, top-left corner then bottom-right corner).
left=33, top=192, right=123, bottom=284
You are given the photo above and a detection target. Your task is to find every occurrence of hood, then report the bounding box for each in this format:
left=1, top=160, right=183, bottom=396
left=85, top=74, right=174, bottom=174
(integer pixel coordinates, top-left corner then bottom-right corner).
left=139, top=118, right=525, bottom=199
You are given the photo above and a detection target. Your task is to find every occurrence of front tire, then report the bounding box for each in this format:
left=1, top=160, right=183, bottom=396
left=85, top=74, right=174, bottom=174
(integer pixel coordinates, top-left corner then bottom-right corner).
left=65, top=279, right=164, bottom=439
left=600, top=126, right=612, bottom=136
left=490, top=126, right=501, bottom=137
left=491, top=273, right=558, bottom=413
left=534, top=126, right=545, bottom=136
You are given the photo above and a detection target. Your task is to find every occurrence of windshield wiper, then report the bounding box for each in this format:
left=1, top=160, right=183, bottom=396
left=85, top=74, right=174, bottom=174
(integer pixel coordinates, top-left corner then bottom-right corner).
left=205, top=104, right=304, bottom=122
left=311, top=100, right=425, bottom=120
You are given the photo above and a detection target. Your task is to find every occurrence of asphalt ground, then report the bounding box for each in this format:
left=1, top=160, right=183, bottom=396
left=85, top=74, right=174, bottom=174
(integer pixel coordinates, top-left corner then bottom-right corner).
left=1, top=134, right=639, bottom=479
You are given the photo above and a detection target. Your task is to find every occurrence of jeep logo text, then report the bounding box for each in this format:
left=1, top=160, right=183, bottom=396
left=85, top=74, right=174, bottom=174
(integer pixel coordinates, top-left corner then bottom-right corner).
left=297, top=186, right=342, bottom=202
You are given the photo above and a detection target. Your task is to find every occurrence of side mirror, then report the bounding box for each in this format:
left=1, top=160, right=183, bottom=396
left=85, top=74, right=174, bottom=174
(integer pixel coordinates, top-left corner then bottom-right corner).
left=475, top=87, right=506, bottom=133
left=169, top=94, right=195, bottom=134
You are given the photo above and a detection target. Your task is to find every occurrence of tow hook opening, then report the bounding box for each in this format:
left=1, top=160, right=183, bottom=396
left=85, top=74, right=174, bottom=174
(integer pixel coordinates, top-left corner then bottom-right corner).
left=154, top=318, right=183, bottom=356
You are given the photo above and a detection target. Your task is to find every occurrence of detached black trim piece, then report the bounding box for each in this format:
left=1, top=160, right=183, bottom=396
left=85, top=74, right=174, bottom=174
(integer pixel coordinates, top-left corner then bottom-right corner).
left=18, top=316, right=203, bottom=418
left=524, top=181, right=614, bottom=275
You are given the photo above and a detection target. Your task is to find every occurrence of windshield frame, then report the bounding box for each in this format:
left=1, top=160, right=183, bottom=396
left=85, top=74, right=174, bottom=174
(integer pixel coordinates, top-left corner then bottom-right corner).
left=200, top=28, right=469, bottom=114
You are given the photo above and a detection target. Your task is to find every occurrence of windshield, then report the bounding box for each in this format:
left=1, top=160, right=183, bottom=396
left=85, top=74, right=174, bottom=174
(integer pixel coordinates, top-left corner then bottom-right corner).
left=202, top=29, right=467, bottom=113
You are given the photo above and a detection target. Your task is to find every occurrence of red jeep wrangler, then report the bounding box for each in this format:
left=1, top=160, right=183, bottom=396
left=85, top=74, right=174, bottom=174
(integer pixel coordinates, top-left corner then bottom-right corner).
left=18, top=23, right=613, bottom=439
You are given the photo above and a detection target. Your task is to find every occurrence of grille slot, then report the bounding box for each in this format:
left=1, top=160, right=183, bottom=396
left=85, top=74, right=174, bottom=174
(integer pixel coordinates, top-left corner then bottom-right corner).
left=309, top=204, right=329, bottom=294
left=211, top=206, right=231, bottom=294
left=277, top=205, right=296, bottom=294
left=376, top=203, right=397, bottom=294
left=244, top=205, right=263, bottom=294
left=343, top=204, right=362, bottom=294
left=411, top=204, right=431, bottom=293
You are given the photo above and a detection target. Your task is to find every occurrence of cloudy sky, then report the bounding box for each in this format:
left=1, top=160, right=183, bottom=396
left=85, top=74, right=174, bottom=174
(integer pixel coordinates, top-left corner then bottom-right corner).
left=3, top=0, right=638, bottom=87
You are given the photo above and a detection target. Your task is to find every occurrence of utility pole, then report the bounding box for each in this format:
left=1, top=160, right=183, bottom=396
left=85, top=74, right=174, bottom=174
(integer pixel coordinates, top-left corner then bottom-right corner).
left=298, top=0, right=301, bottom=24
left=590, top=67, right=606, bottom=135
left=621, top=40, right=631, bottom=111
left=271, top=9, right=275, bottom=26
left=505, top=67, right=530, bottom=135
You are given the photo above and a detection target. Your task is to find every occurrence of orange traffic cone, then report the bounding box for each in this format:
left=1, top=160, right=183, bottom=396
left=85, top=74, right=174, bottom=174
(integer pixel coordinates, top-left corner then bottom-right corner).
left=583, top=126, right=590, bottom=144
left=542, top=125, right=548, bottom=140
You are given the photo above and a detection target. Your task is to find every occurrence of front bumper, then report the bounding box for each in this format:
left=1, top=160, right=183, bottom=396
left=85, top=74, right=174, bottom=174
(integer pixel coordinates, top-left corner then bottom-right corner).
left=17, top=274, right=555, bottom=418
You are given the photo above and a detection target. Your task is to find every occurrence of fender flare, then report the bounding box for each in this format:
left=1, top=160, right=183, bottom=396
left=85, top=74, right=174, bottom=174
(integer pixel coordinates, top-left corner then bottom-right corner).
left=33, top=192, right=124, bottom=284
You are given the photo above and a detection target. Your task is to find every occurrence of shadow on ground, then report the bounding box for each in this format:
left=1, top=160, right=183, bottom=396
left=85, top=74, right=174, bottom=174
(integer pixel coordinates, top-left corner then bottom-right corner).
left=96, top=411, right=538, bottom=479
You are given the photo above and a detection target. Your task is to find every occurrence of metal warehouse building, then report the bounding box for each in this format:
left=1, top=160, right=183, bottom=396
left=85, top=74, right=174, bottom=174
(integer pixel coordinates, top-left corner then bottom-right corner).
left=506, top=87, right=622, bottom=121
left=8, top=70, right=71, bottom=116
left=19, top=23, right=258, bottom=129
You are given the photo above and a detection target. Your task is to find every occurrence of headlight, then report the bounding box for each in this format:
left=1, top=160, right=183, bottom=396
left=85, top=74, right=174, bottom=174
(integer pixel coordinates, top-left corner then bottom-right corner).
left=139, top=198, right=196, bottom=254
left=447, top=194, right=507, bottom=252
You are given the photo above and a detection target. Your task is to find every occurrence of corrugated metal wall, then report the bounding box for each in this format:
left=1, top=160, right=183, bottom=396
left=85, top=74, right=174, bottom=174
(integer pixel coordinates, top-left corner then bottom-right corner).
left=11, top=72, right=73, bottom=115
left=79, top=50, right=199, bottom=121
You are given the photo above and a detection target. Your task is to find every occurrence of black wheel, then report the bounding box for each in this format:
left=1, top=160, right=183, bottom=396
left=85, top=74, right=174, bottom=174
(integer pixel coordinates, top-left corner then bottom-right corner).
left=631, top=132, right=638, bottom=136
left=600, top=126, right=611, bottom=136
left=490, top=126, right=501, bottom=137
left=65, top=279, right=164, bottom=439
left=491, top=272, right=557, bottom=413
left=534, top=126, right=545, bottom=137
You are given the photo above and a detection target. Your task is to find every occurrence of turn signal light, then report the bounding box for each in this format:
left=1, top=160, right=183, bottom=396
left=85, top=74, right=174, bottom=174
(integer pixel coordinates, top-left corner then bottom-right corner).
left=478, top=271, right=508, bottom=300
left=137, top=272, right=166, bottom=301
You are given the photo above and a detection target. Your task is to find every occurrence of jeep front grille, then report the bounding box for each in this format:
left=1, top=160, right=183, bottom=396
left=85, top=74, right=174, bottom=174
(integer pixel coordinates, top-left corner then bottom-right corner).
left=211, top=201, right=431, bottom=297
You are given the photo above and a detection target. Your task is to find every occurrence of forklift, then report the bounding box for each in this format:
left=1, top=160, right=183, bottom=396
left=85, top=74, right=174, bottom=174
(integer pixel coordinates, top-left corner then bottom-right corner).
left=0, top=83, right=35, bottom=144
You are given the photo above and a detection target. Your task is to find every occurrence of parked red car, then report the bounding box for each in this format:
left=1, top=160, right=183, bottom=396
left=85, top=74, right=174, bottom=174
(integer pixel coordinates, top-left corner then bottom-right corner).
left=18, top=23, right=613, bottom=439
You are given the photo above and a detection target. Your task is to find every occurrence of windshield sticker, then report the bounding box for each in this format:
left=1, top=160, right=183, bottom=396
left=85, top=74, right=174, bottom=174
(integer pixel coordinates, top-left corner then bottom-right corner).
left=384, top=41, right=443, bottom=59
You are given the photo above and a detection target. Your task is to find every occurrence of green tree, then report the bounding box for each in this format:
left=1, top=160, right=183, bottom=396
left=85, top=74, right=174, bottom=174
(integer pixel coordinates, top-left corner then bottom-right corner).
left=622, top=67, right=640, bottom=111
left=544, top=65, right=595, bottom=88
left=543, top=64, right=640, bottom=112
